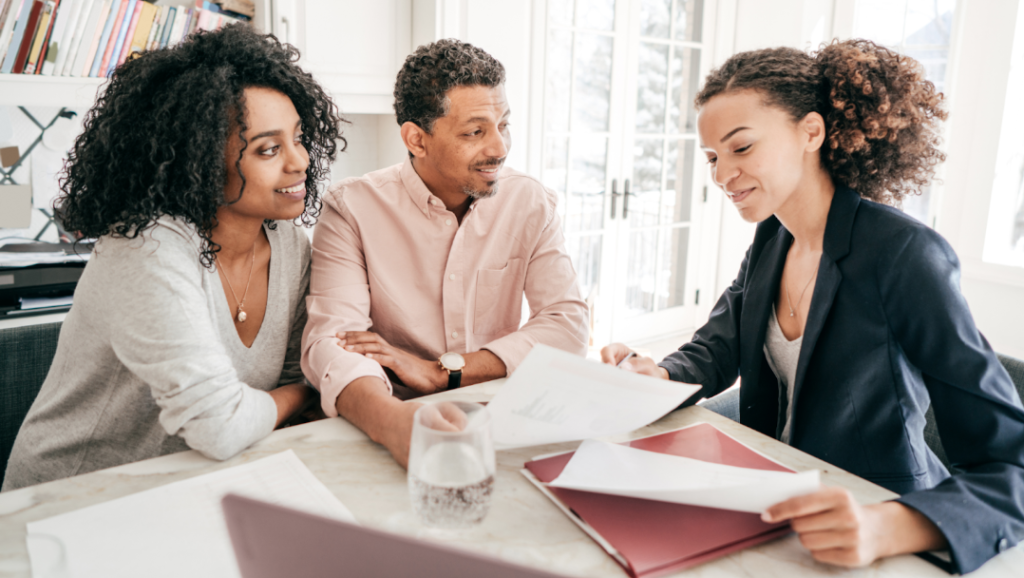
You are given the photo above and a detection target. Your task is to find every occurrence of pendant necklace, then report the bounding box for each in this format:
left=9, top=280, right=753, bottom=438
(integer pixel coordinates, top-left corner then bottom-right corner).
left=786, top=262, right=819, bottom=318
left=220, top=242, right=256, bottom=323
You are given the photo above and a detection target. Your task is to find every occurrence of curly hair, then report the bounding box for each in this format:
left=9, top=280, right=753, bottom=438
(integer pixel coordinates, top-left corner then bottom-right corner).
left=694, top=39, right=947, bottom=206
left=393, top=38, right=505, bottom=136
left=56, top=24, right=346, bottom=267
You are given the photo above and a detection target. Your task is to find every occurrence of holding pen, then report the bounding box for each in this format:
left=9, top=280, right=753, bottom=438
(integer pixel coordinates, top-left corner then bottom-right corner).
left=616, top=351, right=637, bottom=368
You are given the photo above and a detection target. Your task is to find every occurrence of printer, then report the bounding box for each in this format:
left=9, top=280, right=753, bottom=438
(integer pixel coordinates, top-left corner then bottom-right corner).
left=0, top=242, right=93, bottom=317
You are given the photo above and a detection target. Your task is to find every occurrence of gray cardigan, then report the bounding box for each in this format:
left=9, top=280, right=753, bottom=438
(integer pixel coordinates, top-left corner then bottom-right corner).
left=3, top=217, right=310, bottom=491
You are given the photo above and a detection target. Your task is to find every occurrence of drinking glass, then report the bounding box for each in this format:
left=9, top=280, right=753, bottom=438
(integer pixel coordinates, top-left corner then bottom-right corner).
left=407, top=401, right=495, bottom=529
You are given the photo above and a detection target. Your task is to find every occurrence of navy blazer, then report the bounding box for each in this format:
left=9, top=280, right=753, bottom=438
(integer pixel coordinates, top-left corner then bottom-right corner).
left=660, top=187, right=1024, bottom=574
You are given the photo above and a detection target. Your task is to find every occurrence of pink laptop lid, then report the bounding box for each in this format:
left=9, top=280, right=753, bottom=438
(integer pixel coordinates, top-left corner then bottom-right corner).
left=222, top=493, right=570, bottom=578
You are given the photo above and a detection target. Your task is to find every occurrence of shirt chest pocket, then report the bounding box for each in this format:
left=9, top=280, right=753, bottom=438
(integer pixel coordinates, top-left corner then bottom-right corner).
left=473, top=258, right=526, bottom=335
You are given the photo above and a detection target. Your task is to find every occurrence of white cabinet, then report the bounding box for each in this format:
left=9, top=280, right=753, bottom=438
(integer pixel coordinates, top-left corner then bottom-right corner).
left=272, top=0, right=412, bottom=114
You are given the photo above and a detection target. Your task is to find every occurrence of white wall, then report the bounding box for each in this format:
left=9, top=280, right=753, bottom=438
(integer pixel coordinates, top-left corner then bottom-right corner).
left=934, top=0, right=1024, bottom=358
left=331, top=114, right=407, bottom=181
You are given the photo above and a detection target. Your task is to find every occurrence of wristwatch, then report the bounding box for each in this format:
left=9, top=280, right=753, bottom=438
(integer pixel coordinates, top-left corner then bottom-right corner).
left=438, top=352, right=466, bottom=390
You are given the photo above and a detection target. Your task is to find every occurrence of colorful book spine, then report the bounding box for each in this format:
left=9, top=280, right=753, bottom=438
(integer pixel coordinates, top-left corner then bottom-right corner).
left=157, top=5, right=173, bottom=48
left=70, top=0, right=106, bottom=76
left=126, top=0, right=151, bottom=56
left=23, top=0, right=54, bottom=73
left=167, top=6, right=186, bottom=47
left=184, top=4, right=197, bottom=37
left=28, top=0, right=60, bottom=73
left=11, top=0, right=43, bottom=73
left=101, top=0, right=133, bottom=75
left=86, top=0, right=119, bottom=76
left=46, top=0, right=83, bottom=74
left=1, top=0, right=35, bottom=73
left=93, top=0, right=125, bottom=76
left=113, top=0, right=139, bottom=65
left=142, top=2, right=161, bottom=50
left=0, top=0, right=26, bottom=66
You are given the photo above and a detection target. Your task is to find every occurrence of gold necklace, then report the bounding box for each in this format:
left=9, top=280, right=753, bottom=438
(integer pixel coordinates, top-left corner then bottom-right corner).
left=786, top=262, right=819, bottom=318
left=220, top=242, right=256, bottom=323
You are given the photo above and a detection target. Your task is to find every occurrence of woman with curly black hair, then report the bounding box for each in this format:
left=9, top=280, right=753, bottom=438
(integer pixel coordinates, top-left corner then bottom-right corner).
left=3, top=24, right=345, bottom=490
left=603, top=40, right=1024, bottom=573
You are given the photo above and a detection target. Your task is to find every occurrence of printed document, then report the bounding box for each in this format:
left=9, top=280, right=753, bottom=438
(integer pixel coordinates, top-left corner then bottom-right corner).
left=548, top=440, right=821, bottom=513
left=487, top=344, right=701, bottom=449
left=26, top=450, right=354, bottom=578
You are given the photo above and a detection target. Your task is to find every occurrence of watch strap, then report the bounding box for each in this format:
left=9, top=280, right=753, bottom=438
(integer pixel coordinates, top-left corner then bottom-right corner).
left=447, top=368, right=462, bottom=390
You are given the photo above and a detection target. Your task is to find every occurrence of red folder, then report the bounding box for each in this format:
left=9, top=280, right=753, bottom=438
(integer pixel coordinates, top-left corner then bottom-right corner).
left=523, top=423, right=795, bottom=578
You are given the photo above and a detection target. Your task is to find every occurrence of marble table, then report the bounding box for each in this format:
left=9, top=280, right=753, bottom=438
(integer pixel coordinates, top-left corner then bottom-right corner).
left=1, top=381, right=1022, bottom=578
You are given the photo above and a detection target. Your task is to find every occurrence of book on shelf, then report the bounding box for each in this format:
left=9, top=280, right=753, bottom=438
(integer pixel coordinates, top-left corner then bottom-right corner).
left=21, top=0, right=50, bottom=73
left=86, top=0, right=117, bottom=76
left=69, top=0, right=106, bottom=76
left=2, top=0, right=36, bottom=73
left=102, top=0, right=135, bottom=76
left=125, top=0, right=150, bottom=57
left=0, top=0, right=252, bottom=79
left=42, top=0, right=80, bottom=74
left=0, top=0, right=22, bottom=66
left=93, top=0, right=126, bottom=77
left=143, top=2, right=162, bottom=51
left=61, top=0, right=98, bottom=75
left=10, top=0, right=43, bottom=73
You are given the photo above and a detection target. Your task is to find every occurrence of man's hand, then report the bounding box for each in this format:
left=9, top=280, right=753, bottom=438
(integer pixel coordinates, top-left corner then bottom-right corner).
left=762, top=486, right=947, bottom=567
left=600, top=343, right=670, bottom=380
left=336, top=377, right=470, bottom=468
left=338, top=331, right=447, bottom=394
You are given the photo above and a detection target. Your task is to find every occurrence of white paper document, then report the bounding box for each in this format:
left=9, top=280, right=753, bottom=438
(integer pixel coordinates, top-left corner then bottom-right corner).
left=26, top=450, right=355, bottom=578
left=20, top=295, right=74, bottom=310
left=487, top=344, right=701, bottom=449
left=548, top=440, right=821, bottom=513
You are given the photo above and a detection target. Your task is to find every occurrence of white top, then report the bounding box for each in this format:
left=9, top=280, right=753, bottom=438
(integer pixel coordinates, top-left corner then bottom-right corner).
left=4, top=217, right=310, bottom=491
left=763, top=303, right=802, bottom=444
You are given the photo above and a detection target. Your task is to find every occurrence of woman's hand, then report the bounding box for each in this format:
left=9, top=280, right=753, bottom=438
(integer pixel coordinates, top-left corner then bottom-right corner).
left=600, top=343, right=670, bottom=380
left=762, top=486, right=947, bottom=567
left=338, top=331, right=447, bottom=394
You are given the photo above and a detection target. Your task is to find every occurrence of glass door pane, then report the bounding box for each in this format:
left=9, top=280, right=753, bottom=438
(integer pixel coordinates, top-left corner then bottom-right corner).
left=610, top=0, right=705, bottom=342
left=541, top=0, right=625, bottom=333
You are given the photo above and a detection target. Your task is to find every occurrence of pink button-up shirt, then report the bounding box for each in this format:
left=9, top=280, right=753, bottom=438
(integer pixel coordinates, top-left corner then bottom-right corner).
left=302, top=159, right=589, bottom=416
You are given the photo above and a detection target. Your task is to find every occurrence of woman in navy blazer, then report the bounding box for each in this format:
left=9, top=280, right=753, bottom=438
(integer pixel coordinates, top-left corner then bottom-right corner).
left=603, top=40, right=1024, bottom=574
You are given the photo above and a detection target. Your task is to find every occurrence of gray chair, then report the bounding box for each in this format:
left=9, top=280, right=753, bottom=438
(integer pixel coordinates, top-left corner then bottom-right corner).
left=698, top=353, right=1024, bottom=474
left=0, top=321, right=62, bottom=488
left=923, top=354, right=1024, bottom=472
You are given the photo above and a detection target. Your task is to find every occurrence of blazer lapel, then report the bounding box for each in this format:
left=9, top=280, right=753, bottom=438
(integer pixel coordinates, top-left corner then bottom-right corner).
left=739, top=223, right=790, bottom=435
left=788, top=188, right=860, bottom=440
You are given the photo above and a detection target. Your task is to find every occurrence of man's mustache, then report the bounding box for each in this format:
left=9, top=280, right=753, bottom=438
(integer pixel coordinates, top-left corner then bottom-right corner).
left=473, top=158, right=506, bottom=168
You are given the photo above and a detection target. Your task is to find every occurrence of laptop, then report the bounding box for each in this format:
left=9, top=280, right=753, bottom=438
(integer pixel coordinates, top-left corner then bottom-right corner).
left=221, top=493, right=571, bottom=578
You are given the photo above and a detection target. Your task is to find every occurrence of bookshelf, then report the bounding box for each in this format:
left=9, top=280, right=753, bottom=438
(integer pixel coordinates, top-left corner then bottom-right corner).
left=0, top=0, right=411, bottom=114
left=0, top=0, right=262, bottom=110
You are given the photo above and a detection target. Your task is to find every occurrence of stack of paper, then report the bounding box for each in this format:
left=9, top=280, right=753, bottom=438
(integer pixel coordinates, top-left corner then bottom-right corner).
left=486, top=345, right=702, bottom=449
left=26, top=450, right=354, bottom=578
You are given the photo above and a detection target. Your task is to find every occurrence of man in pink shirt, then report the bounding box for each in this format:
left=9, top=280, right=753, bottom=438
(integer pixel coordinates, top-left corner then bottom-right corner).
left=301, top=39, right=589, bottom=465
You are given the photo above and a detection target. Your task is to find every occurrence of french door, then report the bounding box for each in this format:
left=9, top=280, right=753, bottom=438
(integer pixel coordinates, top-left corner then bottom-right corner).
left=535, top=0, right=716, bottom=345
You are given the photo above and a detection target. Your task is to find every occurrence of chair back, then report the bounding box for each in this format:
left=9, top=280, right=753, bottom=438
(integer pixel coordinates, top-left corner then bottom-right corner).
left=0, top=322, right=62, bottom=488
left=924, top=353, right=1024, bottom=472
left=697, top=354, right=1024, bottom=476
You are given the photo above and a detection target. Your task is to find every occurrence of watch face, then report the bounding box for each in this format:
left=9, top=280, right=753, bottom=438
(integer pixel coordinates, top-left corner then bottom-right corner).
left=439, top=352, right=466, bottom=371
